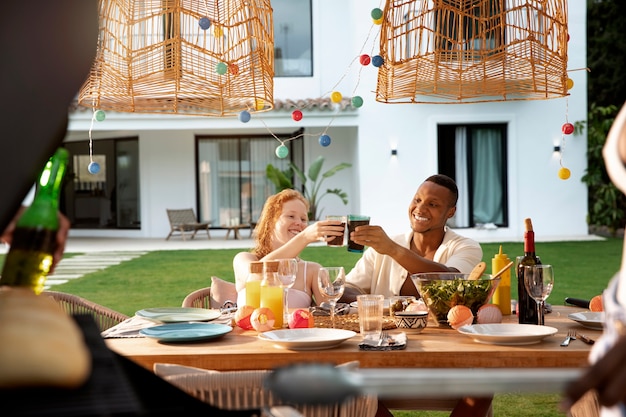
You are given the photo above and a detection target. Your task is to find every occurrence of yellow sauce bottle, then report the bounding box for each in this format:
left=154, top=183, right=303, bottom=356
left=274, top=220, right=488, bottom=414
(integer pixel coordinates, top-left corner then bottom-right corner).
left=491, top=245, right=512, bottom=315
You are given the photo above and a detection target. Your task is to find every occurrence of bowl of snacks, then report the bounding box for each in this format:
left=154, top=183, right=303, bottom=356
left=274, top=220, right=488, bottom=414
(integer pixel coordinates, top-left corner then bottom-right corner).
left=393, top=310, right=429, bottom=333
left=410, top=272, right=500, bottom=328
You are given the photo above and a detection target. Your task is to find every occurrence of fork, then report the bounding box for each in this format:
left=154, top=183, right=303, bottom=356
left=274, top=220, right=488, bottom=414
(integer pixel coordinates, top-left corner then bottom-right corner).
left=560, top=329, right=576, bottom=347
left=377, top=331, right=390, bottom=347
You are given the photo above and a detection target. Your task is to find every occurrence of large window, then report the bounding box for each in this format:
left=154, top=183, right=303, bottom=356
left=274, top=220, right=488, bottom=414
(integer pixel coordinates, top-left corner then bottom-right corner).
left=196, top=134, right=303, bottom=228
left=63, top=138, right=140, bottom=229
left=438, top=124, right=508, bottom=228
left=273, top=0, right=312, bottom=77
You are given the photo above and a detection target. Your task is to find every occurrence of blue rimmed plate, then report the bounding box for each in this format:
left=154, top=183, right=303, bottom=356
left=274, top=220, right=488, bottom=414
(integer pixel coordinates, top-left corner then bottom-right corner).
left=136, top=307, right=221, bottom=323
left=140, top=322, right=232, bottom=342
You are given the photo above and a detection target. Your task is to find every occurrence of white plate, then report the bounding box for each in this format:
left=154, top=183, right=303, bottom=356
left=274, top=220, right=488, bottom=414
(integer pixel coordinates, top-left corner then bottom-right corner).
left=568, top=312, right=605, bottom=330
left=457, top=324, right=558, bottom=346
left=258, top=328, right=356, bottom=350
left=140, top=322, right=232, bottom=342
left=136, top=307, right=221, bottom=323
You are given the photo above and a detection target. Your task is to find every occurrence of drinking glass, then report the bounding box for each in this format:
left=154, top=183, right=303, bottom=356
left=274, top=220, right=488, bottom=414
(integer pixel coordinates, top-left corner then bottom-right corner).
left=317, top=267, right=346, bottom=328
left=523, top=264, right=554, bottom=325
left=276, top=258, right=298, bottom=327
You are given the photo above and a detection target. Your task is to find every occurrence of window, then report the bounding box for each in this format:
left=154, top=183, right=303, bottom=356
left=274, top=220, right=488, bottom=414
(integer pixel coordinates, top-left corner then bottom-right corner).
left=63, top=138, right=140, bottom=229
left=438, top=124, right=508, bottom=228
left=196, top=133, right=303, bottom=227
left=273, top=0, right=312, bottom=77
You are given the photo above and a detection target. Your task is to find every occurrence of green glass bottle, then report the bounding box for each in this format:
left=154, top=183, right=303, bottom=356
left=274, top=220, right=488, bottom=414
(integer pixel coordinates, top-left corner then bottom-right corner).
left=0, top=147, right=69, bottom=294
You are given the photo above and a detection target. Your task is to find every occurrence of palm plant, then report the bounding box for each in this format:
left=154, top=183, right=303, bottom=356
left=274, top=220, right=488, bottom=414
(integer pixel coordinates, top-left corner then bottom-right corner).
left=266, top=155, right=351, bottom=220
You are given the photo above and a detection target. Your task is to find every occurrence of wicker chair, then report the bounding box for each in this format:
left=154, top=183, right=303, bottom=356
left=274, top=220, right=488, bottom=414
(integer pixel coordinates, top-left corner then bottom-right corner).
left=43, top=290, right=129, bottom=332
left=182, top=287, right=214, bottom=309
left=166, top=208, right=211, bottom=241
left=155, top=364, right=378, bottom=417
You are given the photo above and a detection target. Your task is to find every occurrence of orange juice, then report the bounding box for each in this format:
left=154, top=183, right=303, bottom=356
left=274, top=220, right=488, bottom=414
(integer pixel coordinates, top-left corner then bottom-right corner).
left=260, top=285, right=283, bottom=328
left=245, top=279, right=261, bottom=308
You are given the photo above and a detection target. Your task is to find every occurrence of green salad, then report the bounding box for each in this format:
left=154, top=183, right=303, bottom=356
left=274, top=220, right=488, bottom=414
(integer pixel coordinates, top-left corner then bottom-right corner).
left=416, top=278, right=495, bottom=323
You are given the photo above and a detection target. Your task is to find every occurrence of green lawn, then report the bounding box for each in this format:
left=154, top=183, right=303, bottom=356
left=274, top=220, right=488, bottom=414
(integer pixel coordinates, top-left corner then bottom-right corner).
left=3, top=238, right=621, bottom=417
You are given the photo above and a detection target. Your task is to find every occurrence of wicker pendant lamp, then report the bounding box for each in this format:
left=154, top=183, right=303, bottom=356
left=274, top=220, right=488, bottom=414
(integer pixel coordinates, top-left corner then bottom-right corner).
left=78, top=0, right=274, bottom=117
left=376, top=0, right=569, bottom=104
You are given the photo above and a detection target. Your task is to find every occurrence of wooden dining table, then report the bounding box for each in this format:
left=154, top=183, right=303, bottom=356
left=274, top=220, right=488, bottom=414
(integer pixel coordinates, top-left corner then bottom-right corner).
left=106, top=305, right=602, bottom=415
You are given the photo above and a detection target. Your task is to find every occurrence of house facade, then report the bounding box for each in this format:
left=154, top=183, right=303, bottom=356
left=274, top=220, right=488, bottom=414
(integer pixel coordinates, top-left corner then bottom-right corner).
left=64, top=0, right=588, bottom=243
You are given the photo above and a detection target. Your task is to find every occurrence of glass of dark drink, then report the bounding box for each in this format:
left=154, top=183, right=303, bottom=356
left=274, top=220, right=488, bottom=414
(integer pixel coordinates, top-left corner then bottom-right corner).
left=325, top=215, right=346, bottom=247
left=347, top=215, right=370, bottom=253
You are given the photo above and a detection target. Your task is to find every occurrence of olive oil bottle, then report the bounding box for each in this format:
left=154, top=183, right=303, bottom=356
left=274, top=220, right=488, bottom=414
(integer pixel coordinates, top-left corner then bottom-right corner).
left=0, top=147, right=69, bottom=294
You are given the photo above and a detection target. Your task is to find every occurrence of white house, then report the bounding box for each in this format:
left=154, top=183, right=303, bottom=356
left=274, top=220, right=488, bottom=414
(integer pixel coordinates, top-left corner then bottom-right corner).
left=64, top=0, right=588, bottom=244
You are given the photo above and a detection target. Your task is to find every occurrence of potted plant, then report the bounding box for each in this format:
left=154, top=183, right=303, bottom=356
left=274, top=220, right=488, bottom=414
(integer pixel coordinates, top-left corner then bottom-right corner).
left=266, top=155, right=351, bottom=220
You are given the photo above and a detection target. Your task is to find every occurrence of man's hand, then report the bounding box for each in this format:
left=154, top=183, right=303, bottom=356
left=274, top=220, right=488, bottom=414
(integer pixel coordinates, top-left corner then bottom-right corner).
left=349, top=225, right=396, bottom=255
left=1, top=208, right=70, bottom=275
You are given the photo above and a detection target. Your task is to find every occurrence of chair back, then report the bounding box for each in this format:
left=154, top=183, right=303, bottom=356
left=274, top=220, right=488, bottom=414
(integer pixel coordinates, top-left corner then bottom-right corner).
left=43, top=291, right=129, bottom=332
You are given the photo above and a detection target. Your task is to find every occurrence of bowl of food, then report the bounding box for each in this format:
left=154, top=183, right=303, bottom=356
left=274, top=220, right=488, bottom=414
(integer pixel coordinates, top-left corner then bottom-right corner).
left=392, top=311, right=429, bottom=333
left=410, top=273, right=500, bottom=328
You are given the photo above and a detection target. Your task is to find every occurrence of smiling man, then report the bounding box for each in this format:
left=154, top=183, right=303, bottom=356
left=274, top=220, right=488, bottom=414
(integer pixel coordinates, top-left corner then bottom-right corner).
left=343, top=174, right=483, bottom=300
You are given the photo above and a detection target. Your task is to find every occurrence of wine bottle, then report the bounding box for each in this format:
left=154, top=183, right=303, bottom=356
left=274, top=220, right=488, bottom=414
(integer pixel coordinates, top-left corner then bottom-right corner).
left=0, top=147, right=69, bottom=294
left=517, top=218, right=541, bottom=324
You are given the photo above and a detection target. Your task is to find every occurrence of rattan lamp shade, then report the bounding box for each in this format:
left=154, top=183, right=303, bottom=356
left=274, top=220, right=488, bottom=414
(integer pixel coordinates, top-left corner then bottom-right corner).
left=376, top=0, right=569, bottom=104
left=78, top=0, right=274, bottom=117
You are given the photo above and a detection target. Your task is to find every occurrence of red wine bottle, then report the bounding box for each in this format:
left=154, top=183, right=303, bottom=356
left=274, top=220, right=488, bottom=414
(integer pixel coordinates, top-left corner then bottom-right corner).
left=517, top=218, right=540, bottom=324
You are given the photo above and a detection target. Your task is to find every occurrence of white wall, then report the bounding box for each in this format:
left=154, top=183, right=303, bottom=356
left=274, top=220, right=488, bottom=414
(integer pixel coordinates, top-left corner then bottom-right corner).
left=66, top=0, right=589, bottom=243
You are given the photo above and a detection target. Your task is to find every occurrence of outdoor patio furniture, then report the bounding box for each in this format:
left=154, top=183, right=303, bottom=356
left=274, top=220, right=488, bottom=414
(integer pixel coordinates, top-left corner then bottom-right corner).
left=43, top=290, right=129, bottom=332
left=155, top=364, right=378, bottom=417
left=166, top=208, right=211, bottom=241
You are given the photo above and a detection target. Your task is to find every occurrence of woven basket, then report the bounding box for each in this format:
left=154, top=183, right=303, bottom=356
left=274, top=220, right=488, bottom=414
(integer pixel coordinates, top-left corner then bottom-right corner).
left=376, top=0, right=569, bottom=103
left=314, top=314, right=397, bottom=332
left=78, top=0, right=274, bottom=116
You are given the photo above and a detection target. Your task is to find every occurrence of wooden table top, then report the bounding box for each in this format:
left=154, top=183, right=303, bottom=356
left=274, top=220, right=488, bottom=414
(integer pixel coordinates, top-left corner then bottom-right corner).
left=106, top=305, right=601, bottom=373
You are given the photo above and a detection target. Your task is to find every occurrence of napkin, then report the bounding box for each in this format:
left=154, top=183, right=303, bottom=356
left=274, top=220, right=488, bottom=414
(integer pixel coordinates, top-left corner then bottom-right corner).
left=101, top=313, right=235, bottom=338
left=359, top=331, right=407, bottom=351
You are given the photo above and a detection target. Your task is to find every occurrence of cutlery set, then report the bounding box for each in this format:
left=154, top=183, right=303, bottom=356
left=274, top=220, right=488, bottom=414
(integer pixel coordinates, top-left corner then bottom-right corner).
left=560, top=329, right=595, bottom=347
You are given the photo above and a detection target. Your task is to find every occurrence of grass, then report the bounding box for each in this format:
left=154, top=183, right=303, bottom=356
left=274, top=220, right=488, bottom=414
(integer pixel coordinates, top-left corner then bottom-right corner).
left=3, top=238, right=622, bottom=416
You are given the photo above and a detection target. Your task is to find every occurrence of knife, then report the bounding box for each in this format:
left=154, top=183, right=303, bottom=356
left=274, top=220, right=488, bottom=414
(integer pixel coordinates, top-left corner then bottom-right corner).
left=576, top=332, right=595, bottom=345
left=564, top=297, right=590, bottom=309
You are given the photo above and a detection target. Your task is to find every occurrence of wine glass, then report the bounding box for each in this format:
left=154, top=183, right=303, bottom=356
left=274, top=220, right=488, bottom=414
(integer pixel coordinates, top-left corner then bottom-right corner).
left=317, top=266, right=346, bottom=328
left=523, top=264, right=554, bottom=325
left=276, top=258, right=298, bottom=327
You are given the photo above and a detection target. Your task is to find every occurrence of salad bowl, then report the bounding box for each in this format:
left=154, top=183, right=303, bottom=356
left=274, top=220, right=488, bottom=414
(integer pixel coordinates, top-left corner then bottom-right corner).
left=411, top=272, right=500, bottom=328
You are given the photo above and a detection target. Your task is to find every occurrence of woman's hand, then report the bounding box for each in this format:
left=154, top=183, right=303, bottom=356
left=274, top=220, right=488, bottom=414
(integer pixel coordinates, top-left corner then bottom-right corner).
left=301, top=219, right=345, bottom=244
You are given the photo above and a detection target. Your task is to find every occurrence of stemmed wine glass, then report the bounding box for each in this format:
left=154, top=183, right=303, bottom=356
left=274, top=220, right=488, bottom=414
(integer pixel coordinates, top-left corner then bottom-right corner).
left=276, top=258, right=298, bottom=327
left=317, top=266, right=346, bottom=328
left=523, top=264, right=554, bottom=325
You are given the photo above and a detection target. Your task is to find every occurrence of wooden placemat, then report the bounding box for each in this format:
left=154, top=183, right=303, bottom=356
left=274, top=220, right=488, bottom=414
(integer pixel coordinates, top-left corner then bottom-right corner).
left=314, top=314, right=397, bottom=332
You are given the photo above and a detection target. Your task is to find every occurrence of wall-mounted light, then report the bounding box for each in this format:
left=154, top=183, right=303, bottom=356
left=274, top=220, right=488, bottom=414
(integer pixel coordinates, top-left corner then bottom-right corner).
left=391, top=148, right=398, bottom=156
left=553, top=145, right=561, bottom=153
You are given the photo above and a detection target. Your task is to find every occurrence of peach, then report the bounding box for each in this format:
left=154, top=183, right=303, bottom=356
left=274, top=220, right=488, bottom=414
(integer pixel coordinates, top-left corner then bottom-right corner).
left=288, top=309, right=314, bottom=329
left=250, top=307, right=275, bottom=332
left=476, top=304, right=503, bottom=324
left=235, top=305, right=255, bottom=330
left=589, top=295, right=603, bottom=312
left=447, top=305, right=474, bottom=329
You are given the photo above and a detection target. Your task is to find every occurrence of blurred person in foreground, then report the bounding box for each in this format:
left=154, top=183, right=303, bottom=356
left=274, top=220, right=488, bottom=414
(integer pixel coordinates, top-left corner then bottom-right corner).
left=0, top=1, right=97, bottom=274
left=563, top=103, right=626, bottom=416
left=342, top=174, right=483, bottom=302
left=233, top=189, right=345, bottom=307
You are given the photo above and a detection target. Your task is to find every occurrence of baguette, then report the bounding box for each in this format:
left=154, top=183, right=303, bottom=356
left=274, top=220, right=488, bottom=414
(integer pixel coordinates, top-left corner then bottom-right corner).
left=0, top=287, right=91, bottom=388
